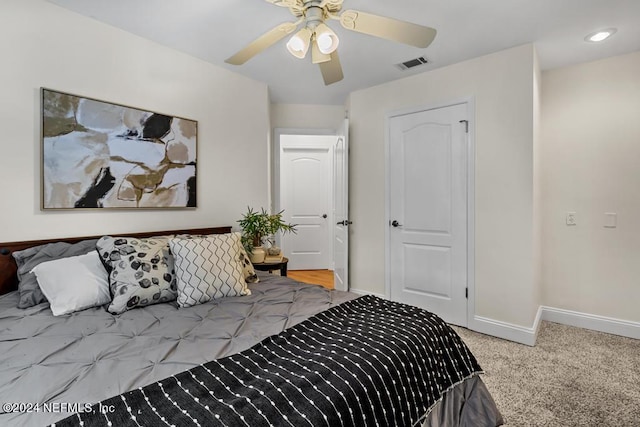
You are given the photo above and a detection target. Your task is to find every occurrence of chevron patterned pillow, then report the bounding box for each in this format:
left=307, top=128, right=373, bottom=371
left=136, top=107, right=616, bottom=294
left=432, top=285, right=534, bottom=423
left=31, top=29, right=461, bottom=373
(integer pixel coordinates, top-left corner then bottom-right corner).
left=169, top=233, right=249, bottom=308
left=175, top=233, right=259, bottom=284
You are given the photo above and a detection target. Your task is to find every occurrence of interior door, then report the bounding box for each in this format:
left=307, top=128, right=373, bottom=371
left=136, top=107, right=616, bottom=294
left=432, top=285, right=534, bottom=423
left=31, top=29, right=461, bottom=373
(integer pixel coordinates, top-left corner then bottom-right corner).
left=333, top=119, right=349, bottom=291
left=388, top=103, right=468, bottom=326
left=280, top=135, right=334, bottom=270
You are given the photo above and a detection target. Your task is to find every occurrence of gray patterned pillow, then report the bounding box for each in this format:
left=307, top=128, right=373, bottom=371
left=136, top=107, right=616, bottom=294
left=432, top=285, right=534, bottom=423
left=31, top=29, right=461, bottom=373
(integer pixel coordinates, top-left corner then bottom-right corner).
left=97, top=236, right=176, bottom=314
left=12, top=239, right=99, bottom=308
left=169, top=233, right=249, bottom=308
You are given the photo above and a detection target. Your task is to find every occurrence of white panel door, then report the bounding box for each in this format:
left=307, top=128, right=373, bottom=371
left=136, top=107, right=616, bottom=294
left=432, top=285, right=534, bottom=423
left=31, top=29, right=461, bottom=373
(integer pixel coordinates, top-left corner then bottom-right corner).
left=389, top=103, right=468, bottom=326
left=333, top=119, right=349, bottom=291
left=280, top=136, right=334, bottom=270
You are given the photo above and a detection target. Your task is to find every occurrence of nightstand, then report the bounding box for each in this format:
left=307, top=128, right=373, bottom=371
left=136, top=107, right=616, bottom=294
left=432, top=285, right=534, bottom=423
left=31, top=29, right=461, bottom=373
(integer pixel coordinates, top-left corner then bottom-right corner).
left=253, top=257, right=288, bottom=277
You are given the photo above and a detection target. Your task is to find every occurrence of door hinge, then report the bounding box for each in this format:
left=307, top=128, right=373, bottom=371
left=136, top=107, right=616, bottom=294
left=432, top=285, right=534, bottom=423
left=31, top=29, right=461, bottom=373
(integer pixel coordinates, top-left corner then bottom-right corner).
left=465, top=287, right=468, bottom=299
left=459, top=120, right=469, bottom=133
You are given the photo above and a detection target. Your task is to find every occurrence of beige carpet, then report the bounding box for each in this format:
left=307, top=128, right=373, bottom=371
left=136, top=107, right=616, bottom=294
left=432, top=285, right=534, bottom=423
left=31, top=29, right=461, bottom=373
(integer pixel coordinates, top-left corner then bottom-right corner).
left=452, top=321, right=640, bottom=427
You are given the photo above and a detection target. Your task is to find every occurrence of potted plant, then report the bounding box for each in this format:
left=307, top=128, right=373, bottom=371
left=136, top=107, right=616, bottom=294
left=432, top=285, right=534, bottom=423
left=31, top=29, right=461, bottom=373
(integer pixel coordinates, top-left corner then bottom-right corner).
left=237, top=207, right=296, bottom=263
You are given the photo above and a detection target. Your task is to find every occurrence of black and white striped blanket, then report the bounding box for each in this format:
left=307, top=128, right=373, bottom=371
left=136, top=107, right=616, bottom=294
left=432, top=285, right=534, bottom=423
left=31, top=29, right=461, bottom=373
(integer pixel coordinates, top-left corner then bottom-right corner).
left=54, top=295, right=482, bottom=427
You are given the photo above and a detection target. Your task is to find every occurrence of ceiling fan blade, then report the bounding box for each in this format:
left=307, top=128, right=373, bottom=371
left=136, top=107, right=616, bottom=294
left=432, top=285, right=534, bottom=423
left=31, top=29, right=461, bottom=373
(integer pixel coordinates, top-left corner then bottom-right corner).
left=318, top=51, right=344, bottom=85
left=311, top=41, right=331, bottom=64
left=225, top=22, right=297, bottom=65
left=265, top=0, right=303, bottom=8
left=339, top=10, right=436, bottom=48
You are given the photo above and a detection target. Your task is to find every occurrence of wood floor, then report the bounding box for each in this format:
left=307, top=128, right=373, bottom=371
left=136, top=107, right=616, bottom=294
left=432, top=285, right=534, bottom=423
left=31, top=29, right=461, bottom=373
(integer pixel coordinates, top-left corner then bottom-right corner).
left=288, top=270, right=334, bottom=290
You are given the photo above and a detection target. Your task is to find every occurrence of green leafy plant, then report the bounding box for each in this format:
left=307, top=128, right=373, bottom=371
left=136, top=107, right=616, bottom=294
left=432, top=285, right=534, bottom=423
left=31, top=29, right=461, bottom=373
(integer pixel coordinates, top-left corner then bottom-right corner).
left=237, top=207, right=296, bottom=253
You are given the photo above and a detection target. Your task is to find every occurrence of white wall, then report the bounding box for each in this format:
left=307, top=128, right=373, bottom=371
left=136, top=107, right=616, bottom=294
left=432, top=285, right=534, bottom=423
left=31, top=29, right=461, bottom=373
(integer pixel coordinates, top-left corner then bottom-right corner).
left=0, top=0, right=269, bottom=242
left=541, top=51, right=640, bottom=323
left=348, top=45, right=538, bottom=329
left=270, top=103, right=345, bottom=213
left=533, top=51, right=544, bottom=319
left=271, top=104, right=345, bottom=131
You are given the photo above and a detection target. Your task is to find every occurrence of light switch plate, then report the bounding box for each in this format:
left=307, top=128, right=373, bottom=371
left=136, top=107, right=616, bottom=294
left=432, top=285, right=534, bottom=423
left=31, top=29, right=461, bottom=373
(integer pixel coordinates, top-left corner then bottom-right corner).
left=604, top=212, right=617, bottom=228
left=566, top=212, right=577, bottom=226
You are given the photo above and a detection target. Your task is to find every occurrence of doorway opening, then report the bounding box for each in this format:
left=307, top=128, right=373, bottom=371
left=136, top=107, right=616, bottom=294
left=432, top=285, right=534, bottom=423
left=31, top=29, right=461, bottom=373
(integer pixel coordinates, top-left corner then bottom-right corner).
left=273, top=121, right=349, bottom=291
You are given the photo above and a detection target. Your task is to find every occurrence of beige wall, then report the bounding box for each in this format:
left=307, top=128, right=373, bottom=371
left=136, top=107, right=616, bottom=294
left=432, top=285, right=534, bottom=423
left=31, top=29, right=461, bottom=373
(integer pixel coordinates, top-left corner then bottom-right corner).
left=269, top=103, right=345, bottom=211
left=540, top=51, right=640, bottom=322
left=348, top=45, right=538, bottom=328
left=0, top=0, right=269, bottom=241
left=271, top=104, right=345, bottom=130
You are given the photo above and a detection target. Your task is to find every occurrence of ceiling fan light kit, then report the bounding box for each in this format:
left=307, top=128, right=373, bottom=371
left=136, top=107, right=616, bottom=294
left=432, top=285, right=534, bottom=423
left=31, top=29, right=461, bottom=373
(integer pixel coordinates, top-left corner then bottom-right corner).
left=286, top=27, right=313, bottom=58
left=226, top=0, right=437, bottom=85
left=314, top=23, right=339, bottom=54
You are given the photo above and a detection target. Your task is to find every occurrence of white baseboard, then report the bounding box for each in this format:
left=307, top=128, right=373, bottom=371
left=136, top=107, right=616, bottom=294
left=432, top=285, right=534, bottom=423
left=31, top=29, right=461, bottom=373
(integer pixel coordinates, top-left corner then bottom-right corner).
left=541, top=306, right=640, bottom=340
left=469, top=306, right=639, bottom=346
left=469, top=306, right=542, bottom=347
left=348, top=295, right=639, bottom=344
left=348, top=288, right=387, bottom=299
left=351, top=291, right=541, bottom=346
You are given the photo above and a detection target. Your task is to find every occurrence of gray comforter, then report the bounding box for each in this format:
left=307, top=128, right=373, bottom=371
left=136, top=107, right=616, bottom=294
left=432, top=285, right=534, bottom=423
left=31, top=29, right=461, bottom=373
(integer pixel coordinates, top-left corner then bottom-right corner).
left=0, top=273, right=355, bottom=426
left=0, top=273, right=502, bottom=427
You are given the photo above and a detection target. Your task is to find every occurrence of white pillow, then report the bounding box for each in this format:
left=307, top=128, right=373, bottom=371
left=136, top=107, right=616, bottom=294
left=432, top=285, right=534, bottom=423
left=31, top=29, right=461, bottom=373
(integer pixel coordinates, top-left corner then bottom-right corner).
left=169, top=233, right=249, bottom=308
left=32, top=251, right=111, bottom=316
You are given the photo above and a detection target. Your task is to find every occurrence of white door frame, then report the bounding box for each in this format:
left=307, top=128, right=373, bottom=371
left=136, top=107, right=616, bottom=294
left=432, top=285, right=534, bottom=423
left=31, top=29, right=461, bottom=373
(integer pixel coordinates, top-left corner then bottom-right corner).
left=333, top=119, right=349, bottom=291
left=384, top=97, right=476, bottom=326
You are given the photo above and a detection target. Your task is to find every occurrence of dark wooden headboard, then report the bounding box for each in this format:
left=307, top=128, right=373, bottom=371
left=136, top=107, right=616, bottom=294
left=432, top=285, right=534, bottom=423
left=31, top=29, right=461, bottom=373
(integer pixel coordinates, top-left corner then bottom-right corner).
left=0, top=226, right=232, bottom=296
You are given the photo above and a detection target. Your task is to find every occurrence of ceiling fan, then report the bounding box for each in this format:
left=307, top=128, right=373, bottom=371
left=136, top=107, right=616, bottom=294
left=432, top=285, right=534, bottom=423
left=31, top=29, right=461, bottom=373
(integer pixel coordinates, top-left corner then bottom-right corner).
left=225, top=0, right=437, bottom=85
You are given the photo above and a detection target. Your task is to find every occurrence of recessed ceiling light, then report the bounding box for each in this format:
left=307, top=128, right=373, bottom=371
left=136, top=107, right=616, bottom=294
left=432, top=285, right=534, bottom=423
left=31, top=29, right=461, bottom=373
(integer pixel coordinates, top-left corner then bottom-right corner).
left=584, top=28, right=617, bottom=43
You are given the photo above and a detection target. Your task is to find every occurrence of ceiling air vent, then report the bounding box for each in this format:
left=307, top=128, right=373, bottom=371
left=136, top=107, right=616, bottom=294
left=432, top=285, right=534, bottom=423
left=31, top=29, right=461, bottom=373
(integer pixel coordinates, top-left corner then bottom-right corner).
left=396, top=56, right=429, bottom=71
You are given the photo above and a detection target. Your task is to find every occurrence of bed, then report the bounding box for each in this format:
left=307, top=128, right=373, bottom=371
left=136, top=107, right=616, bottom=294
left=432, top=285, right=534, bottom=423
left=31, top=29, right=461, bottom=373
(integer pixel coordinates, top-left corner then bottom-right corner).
left=0, top=227, right=503, bottom=427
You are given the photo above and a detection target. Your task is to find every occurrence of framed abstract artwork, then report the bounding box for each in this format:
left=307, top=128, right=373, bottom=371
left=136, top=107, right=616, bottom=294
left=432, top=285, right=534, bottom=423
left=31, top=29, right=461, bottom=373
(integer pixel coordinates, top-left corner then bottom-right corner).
left=41, top=88, right=197, bottom=209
